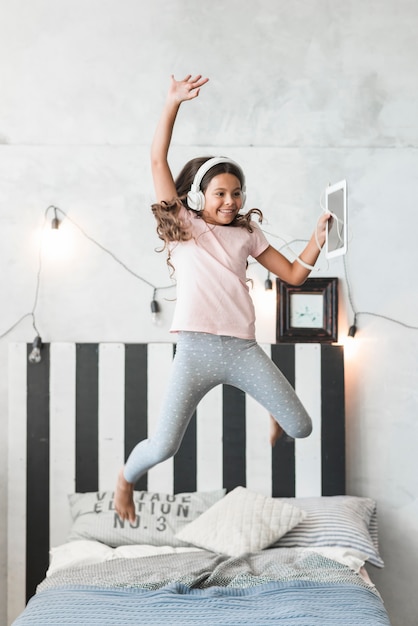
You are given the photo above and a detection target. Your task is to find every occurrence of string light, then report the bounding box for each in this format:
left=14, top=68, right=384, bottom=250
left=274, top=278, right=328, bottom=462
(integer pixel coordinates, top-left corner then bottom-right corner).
left=150, top=289, right=161, bottom=325
left=1, top=203, right=418, bottom=357
left=28, top=336, right=42, bottom=364
left=348, top=323, right=357, bottom=338
left=0, top=205, right=175, bottom=361
left=51, top=207, right=60, bottom=230
left=343, top=256, right=418, bottom=337
left=264, top=272, right=273, bottom=290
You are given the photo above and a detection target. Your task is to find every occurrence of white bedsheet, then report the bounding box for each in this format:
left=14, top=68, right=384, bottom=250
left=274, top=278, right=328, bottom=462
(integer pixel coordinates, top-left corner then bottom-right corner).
left=48, top=540, right=368, bottom=578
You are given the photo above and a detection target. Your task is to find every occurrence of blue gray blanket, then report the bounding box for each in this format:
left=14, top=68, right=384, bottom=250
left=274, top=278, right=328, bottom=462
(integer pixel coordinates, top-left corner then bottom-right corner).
left=13, top=549, right=392, bottom=625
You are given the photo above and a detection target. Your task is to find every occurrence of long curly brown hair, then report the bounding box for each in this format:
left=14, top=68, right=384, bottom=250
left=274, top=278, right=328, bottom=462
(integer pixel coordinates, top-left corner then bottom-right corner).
left=151, top=157, right=264, bottom=264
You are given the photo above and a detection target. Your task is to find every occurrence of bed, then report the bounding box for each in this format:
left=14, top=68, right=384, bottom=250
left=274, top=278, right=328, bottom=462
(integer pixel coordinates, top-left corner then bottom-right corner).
left=8, top=342, right=392, bottom=625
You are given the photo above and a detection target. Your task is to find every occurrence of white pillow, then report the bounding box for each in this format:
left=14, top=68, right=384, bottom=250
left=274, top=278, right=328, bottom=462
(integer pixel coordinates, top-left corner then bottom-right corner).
left=47, top=540, right=113, bottom=576
left=175, top=486, right=306, bottom=557
left=47, top=541, right=203, bottom=576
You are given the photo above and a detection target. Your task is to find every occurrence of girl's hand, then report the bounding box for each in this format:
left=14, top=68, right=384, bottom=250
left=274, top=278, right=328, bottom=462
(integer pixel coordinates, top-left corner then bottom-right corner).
left=316, top=211, right=332, bottom=248
left=168, top=74, right=209, bottom=104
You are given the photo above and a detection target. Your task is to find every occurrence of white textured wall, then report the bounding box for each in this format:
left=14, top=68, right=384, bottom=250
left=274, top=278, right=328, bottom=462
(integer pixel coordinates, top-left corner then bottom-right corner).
left=1, top=1, right=417, bottom=624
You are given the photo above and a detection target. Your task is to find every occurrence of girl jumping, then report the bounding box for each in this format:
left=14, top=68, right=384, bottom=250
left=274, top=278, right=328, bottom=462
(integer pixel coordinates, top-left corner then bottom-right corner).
left=115, top=74, right=331, bottom=522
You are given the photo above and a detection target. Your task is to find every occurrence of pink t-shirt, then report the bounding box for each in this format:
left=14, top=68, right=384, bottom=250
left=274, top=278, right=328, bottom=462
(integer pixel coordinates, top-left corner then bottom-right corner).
left=169, top=208, right=270, bottom=340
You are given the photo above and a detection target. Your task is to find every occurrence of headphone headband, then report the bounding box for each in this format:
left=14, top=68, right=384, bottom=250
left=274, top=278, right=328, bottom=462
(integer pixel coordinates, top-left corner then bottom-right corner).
left=187, top=157, right=246, bottom=212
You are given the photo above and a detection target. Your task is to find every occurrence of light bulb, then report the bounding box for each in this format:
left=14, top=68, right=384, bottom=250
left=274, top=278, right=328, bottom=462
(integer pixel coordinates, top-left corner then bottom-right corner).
left=264, top=272, right=273, bottom=290
left=348, top=315, right=357, bottom=338
left=150, top=299, right=160, bottom=325
left=29, top=336, right=42, bottom=364
left=348, top=324, right=357, bottom=338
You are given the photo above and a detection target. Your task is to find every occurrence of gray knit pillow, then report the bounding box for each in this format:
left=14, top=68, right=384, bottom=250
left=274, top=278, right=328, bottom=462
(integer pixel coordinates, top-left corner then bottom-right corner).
left=67, top=489, right=225, bottom=547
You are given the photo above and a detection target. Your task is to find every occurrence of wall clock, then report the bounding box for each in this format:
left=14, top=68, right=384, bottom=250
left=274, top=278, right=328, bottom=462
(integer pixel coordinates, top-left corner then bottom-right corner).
left=276, top=277, right=338, bottom=343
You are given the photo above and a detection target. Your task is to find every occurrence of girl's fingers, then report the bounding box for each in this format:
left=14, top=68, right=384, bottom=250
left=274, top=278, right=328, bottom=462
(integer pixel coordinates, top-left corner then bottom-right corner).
left=170, top=74, right=209, bottom=100
left=184, top=74, right=208, bottom=87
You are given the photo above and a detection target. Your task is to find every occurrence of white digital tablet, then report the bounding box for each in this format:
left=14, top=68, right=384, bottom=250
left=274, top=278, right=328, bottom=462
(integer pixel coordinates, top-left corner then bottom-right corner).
left=325, top=179, right=347, bottom=259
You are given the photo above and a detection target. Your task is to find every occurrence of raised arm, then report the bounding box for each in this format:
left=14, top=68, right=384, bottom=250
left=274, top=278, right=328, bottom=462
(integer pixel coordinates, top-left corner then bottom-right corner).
left=150, top=74, right=209, bottom=203
left=256, top=212, right=331, bottom=285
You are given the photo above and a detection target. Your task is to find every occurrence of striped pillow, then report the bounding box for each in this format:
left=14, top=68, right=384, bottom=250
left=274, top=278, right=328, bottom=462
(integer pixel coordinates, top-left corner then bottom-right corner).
left=272, top=496, right=383, bottom=567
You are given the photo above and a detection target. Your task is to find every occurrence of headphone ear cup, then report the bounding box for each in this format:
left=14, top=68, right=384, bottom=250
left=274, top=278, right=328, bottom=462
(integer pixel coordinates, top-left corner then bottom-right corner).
left=187, top=189, right=205, bottom=212
left=241, top=191, right=246, bottom=209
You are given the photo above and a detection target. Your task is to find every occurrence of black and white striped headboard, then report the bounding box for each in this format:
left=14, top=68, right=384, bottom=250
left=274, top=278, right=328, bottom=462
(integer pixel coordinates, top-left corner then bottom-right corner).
left=7, top=341, right=345, bottom=621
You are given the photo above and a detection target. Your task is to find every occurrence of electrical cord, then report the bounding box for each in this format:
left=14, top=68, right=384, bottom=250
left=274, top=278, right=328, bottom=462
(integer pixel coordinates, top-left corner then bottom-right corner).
left=342, top=255, right=418, bottom=334
left=0, top=205, right=175, bottom=341
left=55, top=205, right=166, bottom=290
left=1, top=203, right=417, bottom=342
left=261, top=229, right=328, bottom=272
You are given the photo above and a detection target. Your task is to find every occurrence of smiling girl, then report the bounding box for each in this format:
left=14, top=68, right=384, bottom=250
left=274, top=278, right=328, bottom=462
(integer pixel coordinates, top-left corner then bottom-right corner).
left=115, top=74, right=330, bottom=522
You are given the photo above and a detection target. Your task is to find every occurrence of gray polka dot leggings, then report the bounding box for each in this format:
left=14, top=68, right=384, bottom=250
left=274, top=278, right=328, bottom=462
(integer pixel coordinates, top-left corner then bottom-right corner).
left=124, top=332, right=312, bottom=484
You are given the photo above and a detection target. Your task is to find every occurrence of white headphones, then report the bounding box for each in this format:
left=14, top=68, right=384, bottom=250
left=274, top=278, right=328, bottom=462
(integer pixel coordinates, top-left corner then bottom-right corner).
left=186, top=157, right=246, bottom=212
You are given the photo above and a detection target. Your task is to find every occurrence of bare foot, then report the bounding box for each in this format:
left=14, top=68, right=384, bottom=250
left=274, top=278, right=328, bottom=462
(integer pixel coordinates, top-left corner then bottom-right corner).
left=270, top=415, right=284, bottom=447
left=115, top=468, right=136, bottom=522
